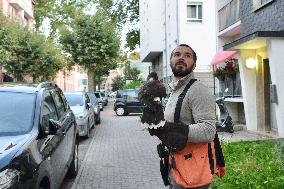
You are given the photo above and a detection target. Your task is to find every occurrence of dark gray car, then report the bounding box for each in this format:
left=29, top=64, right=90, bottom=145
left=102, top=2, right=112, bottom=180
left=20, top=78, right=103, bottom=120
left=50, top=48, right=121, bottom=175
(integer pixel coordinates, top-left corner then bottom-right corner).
left=87, top=92, right=101, bottom=124
left=113, top=89, right=144, bottom=116
left=0, top=82, right=79, bottom=189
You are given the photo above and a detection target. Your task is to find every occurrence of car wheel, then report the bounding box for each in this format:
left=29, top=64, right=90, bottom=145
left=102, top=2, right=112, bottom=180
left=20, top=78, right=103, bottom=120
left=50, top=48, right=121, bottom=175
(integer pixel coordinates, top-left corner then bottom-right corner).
left=115, top=106, right=125, bottom=116
left=67, top=139, right=79, bottom=178
left=86, top=121, right=90, bottom=138
left=96, top=114, right=101, bottom=124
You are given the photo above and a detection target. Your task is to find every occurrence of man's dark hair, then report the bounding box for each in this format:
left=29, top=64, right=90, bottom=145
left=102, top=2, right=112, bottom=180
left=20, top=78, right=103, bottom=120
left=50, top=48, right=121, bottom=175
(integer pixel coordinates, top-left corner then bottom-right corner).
left=170, top=44, right=197, bottom=63
left=147, top=72, right=158, bottom=80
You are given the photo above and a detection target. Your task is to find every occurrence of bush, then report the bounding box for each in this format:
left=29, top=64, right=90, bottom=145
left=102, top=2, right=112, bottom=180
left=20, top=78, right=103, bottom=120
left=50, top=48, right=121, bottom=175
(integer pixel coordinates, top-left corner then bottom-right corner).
left=212, top=140, right=284, bottom=189
left=123, top=80, right=142, bottom=89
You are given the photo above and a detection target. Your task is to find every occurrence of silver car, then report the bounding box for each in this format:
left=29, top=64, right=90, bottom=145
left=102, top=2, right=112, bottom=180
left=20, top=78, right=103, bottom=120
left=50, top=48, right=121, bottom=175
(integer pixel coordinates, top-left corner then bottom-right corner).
left=64, top=92, right=95, bottom=138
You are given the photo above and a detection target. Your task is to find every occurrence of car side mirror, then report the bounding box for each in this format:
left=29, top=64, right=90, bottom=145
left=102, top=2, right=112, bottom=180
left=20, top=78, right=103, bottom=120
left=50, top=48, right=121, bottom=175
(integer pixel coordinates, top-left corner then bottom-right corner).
left=45, top=119, right=61, bottom=135
left=86, top=103, right=91, bottom=109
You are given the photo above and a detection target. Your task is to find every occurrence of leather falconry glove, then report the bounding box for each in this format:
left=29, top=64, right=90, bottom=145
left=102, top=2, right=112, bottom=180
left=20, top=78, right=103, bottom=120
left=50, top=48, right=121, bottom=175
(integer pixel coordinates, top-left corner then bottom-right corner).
left=148, top=121, right=189, bottom=151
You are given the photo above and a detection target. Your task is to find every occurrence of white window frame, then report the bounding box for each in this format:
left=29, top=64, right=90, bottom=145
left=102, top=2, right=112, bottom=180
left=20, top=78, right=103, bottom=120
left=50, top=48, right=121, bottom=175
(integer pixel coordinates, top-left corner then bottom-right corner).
left=186, top=2, right=203, bottom=23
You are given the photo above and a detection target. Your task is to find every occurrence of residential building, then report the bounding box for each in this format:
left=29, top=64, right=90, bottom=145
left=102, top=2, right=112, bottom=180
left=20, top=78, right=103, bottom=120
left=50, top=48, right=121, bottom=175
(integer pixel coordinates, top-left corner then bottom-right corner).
left=0, top=0, right=35, bottom=27
left=213, top=0, right=245, bottom=127
left=0, top=0, right=35, bottom=82
left=214, top=0, right=284, bottom=137
left=54, top=65, right=88, bottom=92
left=104, top=63, right=125, bottom=92
left=139, top=0, right=217, bottom=92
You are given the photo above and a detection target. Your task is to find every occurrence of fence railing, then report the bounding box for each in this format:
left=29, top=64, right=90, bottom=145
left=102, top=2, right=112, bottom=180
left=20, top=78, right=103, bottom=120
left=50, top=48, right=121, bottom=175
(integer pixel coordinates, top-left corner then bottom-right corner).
left=218, top=0, right=240, bottom=32
left=217, top=72, right=242, bottom=97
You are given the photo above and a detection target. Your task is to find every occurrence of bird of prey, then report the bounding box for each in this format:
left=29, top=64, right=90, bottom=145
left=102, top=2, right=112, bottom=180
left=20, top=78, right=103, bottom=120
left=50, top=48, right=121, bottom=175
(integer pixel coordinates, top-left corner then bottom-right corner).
left=138, top=80, right=167, bottom=128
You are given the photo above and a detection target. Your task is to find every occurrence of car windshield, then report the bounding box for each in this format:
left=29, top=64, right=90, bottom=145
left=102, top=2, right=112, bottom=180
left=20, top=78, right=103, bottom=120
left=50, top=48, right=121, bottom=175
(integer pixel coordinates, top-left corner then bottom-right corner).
left=117, top=90, right=138, bottom=100
left=100, top=92, right=105, bottom=97
left=0, top=92, right=35, bottom=136
left=87, top=93, right=97, bottom=104
left=64, top=94, right=84, bottom=106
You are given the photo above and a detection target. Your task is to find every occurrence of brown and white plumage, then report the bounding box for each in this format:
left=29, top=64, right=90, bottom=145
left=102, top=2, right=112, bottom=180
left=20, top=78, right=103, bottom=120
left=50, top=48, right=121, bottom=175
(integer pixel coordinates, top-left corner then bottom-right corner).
left=138, top=80, right=166, bottom=127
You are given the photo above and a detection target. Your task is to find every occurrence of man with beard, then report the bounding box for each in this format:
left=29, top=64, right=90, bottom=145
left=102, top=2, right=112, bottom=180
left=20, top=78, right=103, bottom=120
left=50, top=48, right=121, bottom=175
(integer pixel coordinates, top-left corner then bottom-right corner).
left=150, top=44, right=216, bottom=189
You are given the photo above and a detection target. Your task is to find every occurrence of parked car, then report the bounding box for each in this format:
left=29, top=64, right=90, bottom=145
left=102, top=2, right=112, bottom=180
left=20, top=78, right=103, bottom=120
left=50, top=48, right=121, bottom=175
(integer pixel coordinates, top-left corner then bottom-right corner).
left=94, top=92, right=104, bottom=110
left=0, top=82, right=79, bottom=189
left=100, top=91, right=108, bottom=106
left=114, top=89, right=144, bottom=116
left=87, top=92, right=101, bottom=124
left=109, top=91, right=117, bottom=98
left=64, top=92, right=95, bottom=138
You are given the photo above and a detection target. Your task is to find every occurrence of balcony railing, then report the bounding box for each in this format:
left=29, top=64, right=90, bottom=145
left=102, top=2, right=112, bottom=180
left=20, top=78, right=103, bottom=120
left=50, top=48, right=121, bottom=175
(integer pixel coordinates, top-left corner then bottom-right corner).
left=218, top=0, right=240, bottom=32
left=217, top=73, right=242, bottom=98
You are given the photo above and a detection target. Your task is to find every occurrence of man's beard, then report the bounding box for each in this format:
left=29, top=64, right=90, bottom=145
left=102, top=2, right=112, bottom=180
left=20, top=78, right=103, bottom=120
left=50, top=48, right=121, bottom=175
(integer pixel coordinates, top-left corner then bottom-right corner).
left=171, top=64, right=193, bottom=77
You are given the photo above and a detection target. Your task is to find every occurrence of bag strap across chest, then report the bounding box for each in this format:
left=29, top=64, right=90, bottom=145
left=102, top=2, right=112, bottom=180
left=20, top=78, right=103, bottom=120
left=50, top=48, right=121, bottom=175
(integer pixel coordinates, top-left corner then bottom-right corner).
left=174, top=79, right=197, bottom=123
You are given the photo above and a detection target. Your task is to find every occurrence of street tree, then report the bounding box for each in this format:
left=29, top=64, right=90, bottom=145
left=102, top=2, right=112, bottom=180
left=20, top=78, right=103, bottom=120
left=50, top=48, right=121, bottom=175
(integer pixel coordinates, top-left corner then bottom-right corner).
left=123, top=63, right=141, bottom=81
left=60, top=12, right=120, bottom=91
left=0, top=13, right=64, bottom=82
left=111, top=75, right=124, bottom=91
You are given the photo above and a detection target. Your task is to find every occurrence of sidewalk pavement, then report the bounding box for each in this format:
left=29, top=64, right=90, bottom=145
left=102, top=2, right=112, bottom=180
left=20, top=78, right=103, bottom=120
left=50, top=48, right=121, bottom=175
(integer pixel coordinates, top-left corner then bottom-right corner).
left=218, top=128, right=278, bottom=142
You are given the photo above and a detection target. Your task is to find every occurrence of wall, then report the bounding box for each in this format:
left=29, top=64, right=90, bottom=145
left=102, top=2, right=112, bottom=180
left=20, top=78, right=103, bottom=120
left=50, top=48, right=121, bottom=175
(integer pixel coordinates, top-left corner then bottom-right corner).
left=240, top=0, right=284, bottom=37
left=267, top=39, right=284, bottom=137
left=139, top=0, right=165, bottom=61
left=239, top=50, right=257, bottom=131
left=178, top=0, right=216, bottom=72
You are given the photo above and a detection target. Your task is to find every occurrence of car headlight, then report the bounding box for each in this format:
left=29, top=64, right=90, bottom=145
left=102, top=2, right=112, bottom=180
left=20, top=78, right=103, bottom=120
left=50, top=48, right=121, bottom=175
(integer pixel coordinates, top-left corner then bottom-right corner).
left=76, top=113, right=84, bottom=120
left=0, top=169, right=20, bottom=188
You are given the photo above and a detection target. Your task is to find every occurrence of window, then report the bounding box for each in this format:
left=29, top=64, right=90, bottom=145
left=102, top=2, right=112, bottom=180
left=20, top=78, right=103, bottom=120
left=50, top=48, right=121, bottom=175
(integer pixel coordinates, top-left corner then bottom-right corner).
left=253, top=0, right=274, bottom=11
left=77, top=78, right=88, bottom=86
left=0, top=92, right=35, bottom=135
left=52, top=91, right=66, bottom=119
left=261, top=0, right=271, bottom=4
left=125, top=90, right=138, bottom=101
left=42, top=93, right=58, bottom=123
left=187, top=2, right=202, bottom=23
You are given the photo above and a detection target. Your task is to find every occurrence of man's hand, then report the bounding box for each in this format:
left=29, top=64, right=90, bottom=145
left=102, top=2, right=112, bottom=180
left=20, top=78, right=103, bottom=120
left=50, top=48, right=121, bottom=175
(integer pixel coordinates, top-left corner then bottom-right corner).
left=148, top=121, right=189, bottom=151
left=141, top=103, right=164, bottom=125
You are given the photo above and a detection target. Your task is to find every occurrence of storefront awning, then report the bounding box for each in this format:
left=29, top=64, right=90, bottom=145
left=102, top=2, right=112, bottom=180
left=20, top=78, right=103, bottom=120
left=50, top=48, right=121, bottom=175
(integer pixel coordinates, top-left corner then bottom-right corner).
left=211, top=49, right=237, bottom=65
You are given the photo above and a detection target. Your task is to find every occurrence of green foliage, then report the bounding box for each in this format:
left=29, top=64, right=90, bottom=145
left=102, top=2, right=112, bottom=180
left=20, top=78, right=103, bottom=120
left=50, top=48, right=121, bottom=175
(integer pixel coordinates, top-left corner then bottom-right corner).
left=123, top=63, right=141, bottom=81
left=0, top=13, right=64, bottom=81
left=60, top=12, right=120, bottom=78
left=123, top=80, right=141, bottom=89
left=34, top=0, right=86, bottom=36
left=111, top=75, right=124, bottom=91
left=125, top=29, right=140, bottom=51
left=212, top=140, right=284, bottom=189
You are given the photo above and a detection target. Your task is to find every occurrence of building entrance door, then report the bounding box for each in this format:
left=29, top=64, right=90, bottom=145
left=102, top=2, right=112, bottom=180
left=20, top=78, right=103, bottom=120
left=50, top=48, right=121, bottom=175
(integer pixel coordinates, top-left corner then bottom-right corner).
left=263, top=59, right=278, bottom=131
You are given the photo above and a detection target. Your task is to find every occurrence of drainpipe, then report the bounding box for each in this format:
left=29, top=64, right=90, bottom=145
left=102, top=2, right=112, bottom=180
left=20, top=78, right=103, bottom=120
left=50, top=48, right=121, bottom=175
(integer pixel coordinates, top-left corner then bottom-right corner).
left=164, top=0, right=168, bottom=84
left=176, top=0, right=179, bottom=45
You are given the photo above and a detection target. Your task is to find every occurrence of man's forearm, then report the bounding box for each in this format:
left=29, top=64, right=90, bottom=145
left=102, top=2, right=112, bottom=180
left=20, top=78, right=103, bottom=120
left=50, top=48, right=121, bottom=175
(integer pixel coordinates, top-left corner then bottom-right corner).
left=187, top=120, right=216, bottom=143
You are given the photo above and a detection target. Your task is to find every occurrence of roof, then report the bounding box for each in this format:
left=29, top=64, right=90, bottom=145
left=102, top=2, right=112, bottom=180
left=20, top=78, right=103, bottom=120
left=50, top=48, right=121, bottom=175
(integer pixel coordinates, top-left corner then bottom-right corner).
left=224, top=31, right=284, bottom=50
left=0, top=83, right=38, bottom=93
left=0, top=82, right=58, bottom=93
